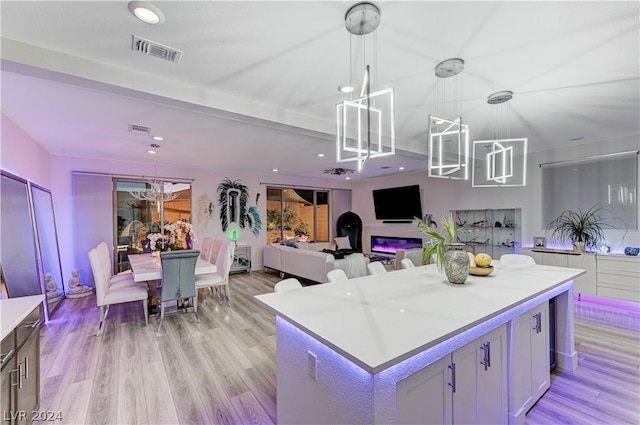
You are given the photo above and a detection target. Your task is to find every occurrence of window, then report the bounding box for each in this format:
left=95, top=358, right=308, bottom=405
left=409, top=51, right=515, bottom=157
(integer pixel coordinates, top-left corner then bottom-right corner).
left=266, top=187, right=329, bottom=243
left=114, top=179, right=192, bottom=272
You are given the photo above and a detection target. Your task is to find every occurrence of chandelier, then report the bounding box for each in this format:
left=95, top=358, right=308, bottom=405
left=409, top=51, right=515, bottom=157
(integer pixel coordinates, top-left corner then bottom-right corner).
left=336, top=2, right=395, bottom=172
left=129, top=144, right=179, bottom=205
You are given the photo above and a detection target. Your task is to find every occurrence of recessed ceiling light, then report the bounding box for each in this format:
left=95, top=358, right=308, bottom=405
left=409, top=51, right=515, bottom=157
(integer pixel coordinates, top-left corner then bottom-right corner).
left=399, top=166, right=405, bottom=170
left=128, top=1, right=165, bottom=24
left=317, top=153, right=325, bottom=157
left=148, top=143, right=159, bottom=154
left=272, top=168, right=278, bottom=173
left=152, top=136, right=164, bottom=141
left=338, top=84, right=354, bottom=93
left=345, top=177, right=351, bottom=180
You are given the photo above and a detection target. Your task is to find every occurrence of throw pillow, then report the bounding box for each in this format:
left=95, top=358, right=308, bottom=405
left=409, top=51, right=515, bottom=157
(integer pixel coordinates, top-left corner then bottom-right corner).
left=284, top=239, right=298, bottom=248
left=334, top=236, right=352, bottom=250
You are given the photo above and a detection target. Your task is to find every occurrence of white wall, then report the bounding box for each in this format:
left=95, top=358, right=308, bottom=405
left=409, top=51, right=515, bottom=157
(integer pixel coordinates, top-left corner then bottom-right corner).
left=351, top=135, right=640, bottom=254
left=1, top=113, right=51, bottom=187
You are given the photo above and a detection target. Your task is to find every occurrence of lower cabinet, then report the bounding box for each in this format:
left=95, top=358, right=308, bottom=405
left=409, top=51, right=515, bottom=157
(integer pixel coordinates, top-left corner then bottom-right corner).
left=519, top=249, right=597, bottom=296
left=397, top=324, right=507, bottom=424
left=1, top=304, right=41, bottom=425
left=512, top=302, right=550, bottom=419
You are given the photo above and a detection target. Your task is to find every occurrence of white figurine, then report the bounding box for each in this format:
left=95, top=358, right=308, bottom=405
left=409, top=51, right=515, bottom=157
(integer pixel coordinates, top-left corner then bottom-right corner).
left=45, top=273, right=62, bottom=301
left=67, top=269, right=92, bottom=298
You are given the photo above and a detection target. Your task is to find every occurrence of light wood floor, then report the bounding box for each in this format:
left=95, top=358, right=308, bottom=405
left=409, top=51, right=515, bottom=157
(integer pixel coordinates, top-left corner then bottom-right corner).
left=35, top=271, right=639, bottom=425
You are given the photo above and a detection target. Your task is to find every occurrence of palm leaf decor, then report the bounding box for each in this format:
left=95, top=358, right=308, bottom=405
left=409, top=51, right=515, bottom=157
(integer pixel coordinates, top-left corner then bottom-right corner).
left=217, top=177, right=262, bottom=236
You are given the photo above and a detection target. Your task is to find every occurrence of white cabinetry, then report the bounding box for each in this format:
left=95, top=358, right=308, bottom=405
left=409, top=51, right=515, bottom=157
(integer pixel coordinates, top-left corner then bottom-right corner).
left=510, top=302, right=549, bottom=423
left=519, top=249, right=597, bottom=296
left=596, top=254, right=640, bottom=302
left=397, top=325, right=507, bottom=425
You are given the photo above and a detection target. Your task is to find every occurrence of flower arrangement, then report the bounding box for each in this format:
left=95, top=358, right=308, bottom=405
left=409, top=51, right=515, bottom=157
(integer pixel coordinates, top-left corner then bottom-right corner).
left=164, top=220, right=197, bottom=249
left=147, top=220, right=197, bottom=251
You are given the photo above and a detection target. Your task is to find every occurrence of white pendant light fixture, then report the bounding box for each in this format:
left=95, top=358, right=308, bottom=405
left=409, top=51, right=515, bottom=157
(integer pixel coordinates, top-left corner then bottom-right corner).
left=129, top=144, right=179, bottom=209
left=428, top=58, right=469, bottom=180
left=472, top=91, right=528, bottom=187
left=336, top=2, right=395, bottom=172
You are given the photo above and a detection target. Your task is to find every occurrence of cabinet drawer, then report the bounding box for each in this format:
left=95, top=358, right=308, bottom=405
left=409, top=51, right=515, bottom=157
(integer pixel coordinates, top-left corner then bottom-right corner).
left=597, top=286, right=640, bottom=302
left=15, top=305, right=41, bottom=350
left=597, top=273, right=640, bottom=291
left=597, top=257, right=640, bottom=274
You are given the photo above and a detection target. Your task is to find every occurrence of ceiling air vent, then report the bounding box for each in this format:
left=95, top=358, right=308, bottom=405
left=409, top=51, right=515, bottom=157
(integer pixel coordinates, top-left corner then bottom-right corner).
left=131, top=35, right=183, bottom=64
left=128, top=123, right=151, bottom=135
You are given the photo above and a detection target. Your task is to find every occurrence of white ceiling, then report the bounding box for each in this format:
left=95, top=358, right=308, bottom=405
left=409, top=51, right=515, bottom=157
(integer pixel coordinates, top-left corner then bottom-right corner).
left=1, top=1, right=639, bottom=181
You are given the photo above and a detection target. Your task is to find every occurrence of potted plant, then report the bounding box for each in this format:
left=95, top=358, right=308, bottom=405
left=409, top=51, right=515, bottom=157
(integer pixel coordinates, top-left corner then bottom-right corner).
left=546, top=205, right=613, bottom=253
left=418, top=212, right=469, bottom=283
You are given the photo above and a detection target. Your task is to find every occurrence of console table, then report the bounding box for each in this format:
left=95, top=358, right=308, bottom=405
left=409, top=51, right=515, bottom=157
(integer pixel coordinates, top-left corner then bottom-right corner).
left=255, top=263, right=583, bottom=424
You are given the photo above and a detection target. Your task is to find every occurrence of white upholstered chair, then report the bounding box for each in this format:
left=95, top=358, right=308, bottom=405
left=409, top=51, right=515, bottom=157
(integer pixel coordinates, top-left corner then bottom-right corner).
left=96, top=242, right=142, bottom=289
left=274, top=278, right=303, bottom=292
left=327, top=269, right=349, bottom=282
left=367, top=261, right=387, bottom=275
left=500, top=254, right=536, bottom=268
left=200, top=237, right=213, bottom=262
left=194, top=240, right=235, bottom=310
left=210, top=239, right=223, bottom=264
left=400, top=258, right=415, bottom=269
left=88, top=248, right=148, bottom=336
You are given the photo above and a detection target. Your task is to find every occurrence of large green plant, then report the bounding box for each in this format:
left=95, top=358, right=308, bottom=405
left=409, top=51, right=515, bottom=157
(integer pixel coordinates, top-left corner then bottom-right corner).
left=418, top=212, right=458, bottom=271
left=546, top=205, right=614, bottom=251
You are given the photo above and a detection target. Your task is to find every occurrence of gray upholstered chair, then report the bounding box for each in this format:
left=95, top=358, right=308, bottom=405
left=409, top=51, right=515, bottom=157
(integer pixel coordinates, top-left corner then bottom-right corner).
left=400, top=258, right=415, bottom=269
left=274, top=278, right=303, bottom=292
left=157, top=250, right=200, bottom=332
left=88, top=248, right=148, bottom=336
left=194, top=240, right=235, bottom=309
left=327, top=268, right=349, bottom=282
left=367, top=261, right=387, bottom=275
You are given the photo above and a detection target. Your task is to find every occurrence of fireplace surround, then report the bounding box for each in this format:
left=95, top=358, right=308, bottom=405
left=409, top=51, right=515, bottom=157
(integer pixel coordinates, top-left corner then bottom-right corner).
left=370, top=235, right=423, bottom=255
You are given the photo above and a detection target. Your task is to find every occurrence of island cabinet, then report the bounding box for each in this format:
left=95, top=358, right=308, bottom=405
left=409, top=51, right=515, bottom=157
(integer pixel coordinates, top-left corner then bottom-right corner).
left=397, top=324, right=507, bottom=425
left=1, top=296, right=43, bottom=425
left=510, top=302, right=550, bottom=422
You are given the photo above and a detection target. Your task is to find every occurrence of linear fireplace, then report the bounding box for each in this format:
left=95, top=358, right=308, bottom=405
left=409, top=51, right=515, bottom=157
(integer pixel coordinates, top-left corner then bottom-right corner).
left=371, top=235, right=423, bottom=255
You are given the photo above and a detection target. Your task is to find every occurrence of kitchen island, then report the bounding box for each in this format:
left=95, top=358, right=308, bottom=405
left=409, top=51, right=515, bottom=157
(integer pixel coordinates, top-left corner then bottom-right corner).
left=255, top=262, right=584, bottom=424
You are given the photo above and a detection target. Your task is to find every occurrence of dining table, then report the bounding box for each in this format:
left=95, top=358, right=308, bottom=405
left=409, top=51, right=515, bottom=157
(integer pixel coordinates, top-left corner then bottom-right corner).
left=128, top=253, right=217, bottom=282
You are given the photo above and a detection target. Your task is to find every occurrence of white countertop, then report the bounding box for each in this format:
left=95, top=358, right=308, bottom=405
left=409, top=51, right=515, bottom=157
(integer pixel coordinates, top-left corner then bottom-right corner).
left=255, top=263, right=584, bottom=373
left=0, top=295, right=45, bottom=340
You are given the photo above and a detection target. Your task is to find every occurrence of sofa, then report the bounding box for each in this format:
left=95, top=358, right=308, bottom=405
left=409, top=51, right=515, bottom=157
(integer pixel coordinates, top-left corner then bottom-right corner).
left=263, top=243, right=369, bottom=283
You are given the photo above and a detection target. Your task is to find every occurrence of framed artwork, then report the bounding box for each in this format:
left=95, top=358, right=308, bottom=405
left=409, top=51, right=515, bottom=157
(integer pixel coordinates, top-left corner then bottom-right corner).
left=533, top=236, right=546, bottom=248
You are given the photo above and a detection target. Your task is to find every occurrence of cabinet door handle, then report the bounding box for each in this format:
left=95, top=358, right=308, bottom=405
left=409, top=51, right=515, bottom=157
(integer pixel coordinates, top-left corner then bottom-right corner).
left=0, top=349, right=14, bottom=364
left=10, top=367, right=20, bottom=389
left=448, top=362, right=456, bottom=393
left=15, top=361, right=24, bottom=389
left=537, top=312, right=542, bottom=333
left=486, top=341, right=491, bottom=368
left=23, top=355, right=29, bottom=380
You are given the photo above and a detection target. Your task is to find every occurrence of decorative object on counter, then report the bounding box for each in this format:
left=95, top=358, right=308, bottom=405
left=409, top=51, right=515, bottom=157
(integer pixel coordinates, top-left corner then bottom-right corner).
left=546, top=204, right=625, bottom=253
left=418, top=212, right=469, bottom=284
left=67, top=269, right=92, bottom=298
left=469, top=266, right=494, bottom=276
left=598, top=245, right=611, bottom=254
left=533, top=236, right=546, bottom=248
left=624, top=247, right=640, bottom=256
left=469, top=252, right=493, bottom=276
left=44, top=273, right=62, bottom=301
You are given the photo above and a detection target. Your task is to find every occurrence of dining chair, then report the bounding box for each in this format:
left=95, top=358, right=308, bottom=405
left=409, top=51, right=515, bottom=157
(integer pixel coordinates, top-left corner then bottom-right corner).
left=210, top=239, right=223, bottom=264
left=367, top=261, right=388, bottom=275
left=274, top=278, right=303, bottom=292
left=400, top=258, right=415, bottom=269
left=88, top=248, right=148, bottom=336
left=96, top=242, right=141, bottom=289
left=157, top=250, right=200, bottom=332
left=200, top=237, right=213, bottom=262
left=500, top=254, right=536, bottom=268
left=327, top=268, right=349, bottom=282
left=194, top=240, right=235, bottom=310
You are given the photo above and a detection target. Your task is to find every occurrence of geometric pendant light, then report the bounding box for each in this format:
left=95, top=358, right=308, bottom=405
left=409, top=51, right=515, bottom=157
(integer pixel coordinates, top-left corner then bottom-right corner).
left=336, top=2, right=395, bottom=172
left=428, top=58, right=469, bottom=180
left=472, top=91, right=528, bottom=187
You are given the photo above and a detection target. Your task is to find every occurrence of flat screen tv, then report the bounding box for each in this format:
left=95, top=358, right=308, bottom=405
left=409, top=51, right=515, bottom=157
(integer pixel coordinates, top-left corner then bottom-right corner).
left=372, top=185, right=422, bottom=221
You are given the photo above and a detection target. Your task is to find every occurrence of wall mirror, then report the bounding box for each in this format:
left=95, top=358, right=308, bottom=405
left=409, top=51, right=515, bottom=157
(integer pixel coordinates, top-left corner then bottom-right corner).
left=0, top=171, right=43, bottom=303
left=30, top=182, right=65, bottom=317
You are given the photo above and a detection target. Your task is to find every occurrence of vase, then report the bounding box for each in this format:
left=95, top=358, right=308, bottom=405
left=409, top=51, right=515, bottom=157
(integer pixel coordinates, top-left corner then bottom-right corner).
left=443, top=243, right=470, bottom=284
left=186, top=235, right=193, bottom=250
left=573, top=241, right=585, bottom=253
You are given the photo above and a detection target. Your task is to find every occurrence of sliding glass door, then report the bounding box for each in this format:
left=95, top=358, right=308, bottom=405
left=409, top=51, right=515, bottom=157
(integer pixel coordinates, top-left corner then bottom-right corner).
left=266, top=187, right=329, bottom=244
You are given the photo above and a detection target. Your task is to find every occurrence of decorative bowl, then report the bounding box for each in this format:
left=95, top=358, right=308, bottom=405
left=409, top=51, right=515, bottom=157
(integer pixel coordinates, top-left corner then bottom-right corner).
left=624, top=247, right=640, bottom=256
left=469, top=266, right=494, bottom=276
